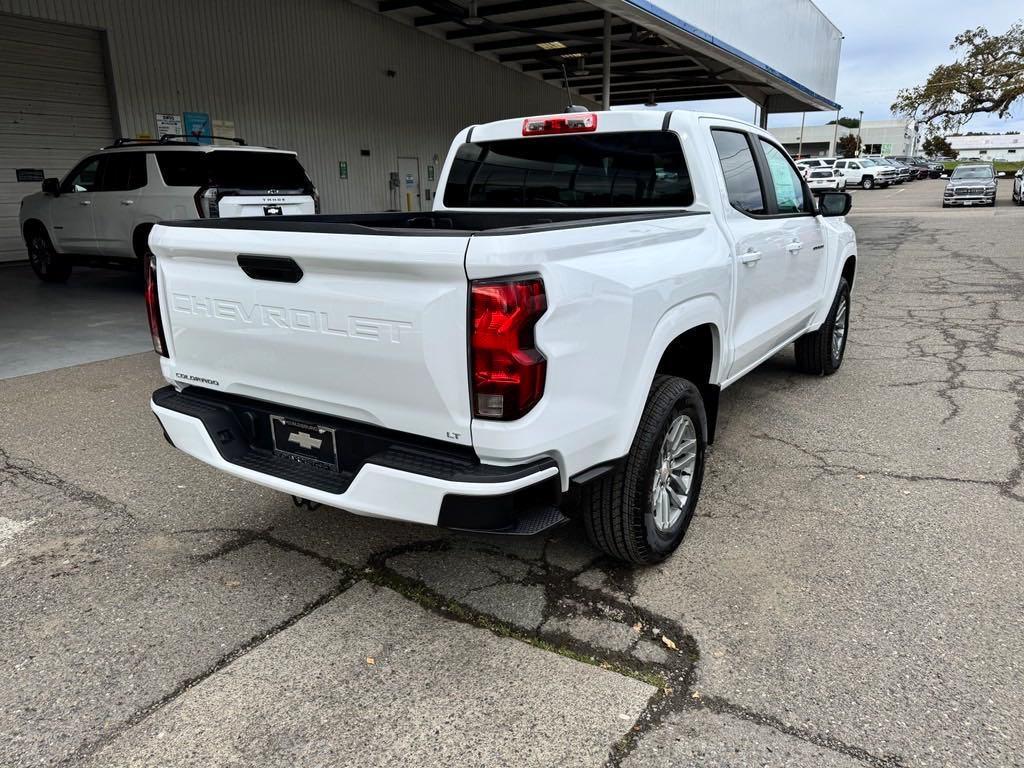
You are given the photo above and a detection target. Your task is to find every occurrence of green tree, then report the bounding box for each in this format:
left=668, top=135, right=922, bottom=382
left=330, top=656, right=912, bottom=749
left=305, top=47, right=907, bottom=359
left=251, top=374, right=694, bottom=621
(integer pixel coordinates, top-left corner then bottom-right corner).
left=921, top=135, right=958, bottom=158
left=837, top=134, right=861, bottom=158
left=827, top=117, right=861, bottom=129
left=892, top=21, right=1024, bottom=133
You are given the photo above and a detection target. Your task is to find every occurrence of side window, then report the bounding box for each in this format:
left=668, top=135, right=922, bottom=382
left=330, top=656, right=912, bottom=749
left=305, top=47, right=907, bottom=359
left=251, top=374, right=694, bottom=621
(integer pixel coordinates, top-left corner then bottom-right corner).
left=60, top=156, right=103, bottom=194
left=101, top=153, right=148, bottom=191
left=156, top=152, right=208, bottom=186
left=834, top=161, right=846, bottom=169
left=849, top=162, right=861, bottom=170
left=759, top=140, right=807, bottom=214
left=711, top=129, right=766, bottom=215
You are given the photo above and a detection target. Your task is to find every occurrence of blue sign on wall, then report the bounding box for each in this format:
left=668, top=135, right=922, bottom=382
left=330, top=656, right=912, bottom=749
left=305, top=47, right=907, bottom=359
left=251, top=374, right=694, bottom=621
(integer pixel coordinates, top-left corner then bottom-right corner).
left=183, top=111, right=212, bottom=144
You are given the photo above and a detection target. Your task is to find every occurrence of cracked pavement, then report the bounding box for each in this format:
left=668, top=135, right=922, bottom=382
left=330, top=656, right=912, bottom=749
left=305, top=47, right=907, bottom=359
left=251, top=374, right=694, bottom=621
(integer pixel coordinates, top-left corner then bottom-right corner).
left=1, top=179, right=1022, bottom=767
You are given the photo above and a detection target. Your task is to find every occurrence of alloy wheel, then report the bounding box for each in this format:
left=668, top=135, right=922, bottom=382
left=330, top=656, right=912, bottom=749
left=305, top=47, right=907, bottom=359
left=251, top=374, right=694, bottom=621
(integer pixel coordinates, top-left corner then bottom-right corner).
left=650, top=414, right=698, bottom=533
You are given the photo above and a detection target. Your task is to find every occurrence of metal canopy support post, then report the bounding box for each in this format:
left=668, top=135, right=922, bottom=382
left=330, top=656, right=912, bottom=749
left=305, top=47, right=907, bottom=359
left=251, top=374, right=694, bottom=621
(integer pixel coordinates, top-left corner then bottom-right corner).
left=602, top=12, right=612, bottom=109
left=830, top=108, right=840, bottom=156
left=758, top=98, right=769, bottom=129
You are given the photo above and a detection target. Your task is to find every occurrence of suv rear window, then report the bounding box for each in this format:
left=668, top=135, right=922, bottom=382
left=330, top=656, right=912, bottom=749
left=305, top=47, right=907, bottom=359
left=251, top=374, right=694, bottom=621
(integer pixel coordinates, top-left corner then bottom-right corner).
left=156, top=151, right=309, bottom=190
left=443, top=131, right=693, bottom=208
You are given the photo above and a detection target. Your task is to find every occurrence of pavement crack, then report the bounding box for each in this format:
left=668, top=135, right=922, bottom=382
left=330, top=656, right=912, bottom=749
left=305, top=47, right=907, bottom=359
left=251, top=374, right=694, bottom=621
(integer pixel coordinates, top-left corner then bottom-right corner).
left=695, top=695, right=908, bottom=768
left=0, top=444, right=135, bottom=524
left=56, top=573, right=359, bottom=767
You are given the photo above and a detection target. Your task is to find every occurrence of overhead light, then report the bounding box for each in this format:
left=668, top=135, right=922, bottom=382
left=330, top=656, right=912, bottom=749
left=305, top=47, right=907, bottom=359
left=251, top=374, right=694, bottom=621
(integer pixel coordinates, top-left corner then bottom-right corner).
left=644, top=92, right=658, bottom=107
left=537, top=41, right=567, bottom=50
left=463, top=0, right=484, bottom=26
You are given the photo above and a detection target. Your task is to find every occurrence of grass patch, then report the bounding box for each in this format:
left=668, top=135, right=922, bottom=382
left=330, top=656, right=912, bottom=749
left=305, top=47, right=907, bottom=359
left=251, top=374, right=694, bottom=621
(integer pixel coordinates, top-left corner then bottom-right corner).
left=943, top=160, right=1024, bottom=174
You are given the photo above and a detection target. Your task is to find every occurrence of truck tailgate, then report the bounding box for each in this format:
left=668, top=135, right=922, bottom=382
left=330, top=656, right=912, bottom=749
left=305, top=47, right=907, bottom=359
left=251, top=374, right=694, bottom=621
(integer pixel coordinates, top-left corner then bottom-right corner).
left=149, top=223, right=473, bottom=446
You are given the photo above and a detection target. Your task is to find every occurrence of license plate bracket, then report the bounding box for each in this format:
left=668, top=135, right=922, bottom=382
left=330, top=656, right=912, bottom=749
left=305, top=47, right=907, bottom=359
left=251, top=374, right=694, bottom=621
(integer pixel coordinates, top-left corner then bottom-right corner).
left=271, top=416, right=338, bottom=471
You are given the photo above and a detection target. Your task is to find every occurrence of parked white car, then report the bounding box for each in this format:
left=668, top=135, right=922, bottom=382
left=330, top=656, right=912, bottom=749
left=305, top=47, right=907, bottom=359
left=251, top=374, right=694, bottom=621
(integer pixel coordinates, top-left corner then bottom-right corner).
left=806, top=168, right=847, bottom=192
left=18, top=137, right=319, bottom=283
left=1012, top=168, right=1023, bottom=206
left=146, top=109, right=857, bottom=564
left=796, top=157, right=837, bottom=177
left=832, top=157, right=897, bottom=189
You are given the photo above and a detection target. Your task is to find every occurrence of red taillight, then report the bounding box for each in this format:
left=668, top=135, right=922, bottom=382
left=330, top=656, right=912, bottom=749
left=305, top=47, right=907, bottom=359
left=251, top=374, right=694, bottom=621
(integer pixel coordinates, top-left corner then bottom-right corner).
left=144, top=253, right=168, bottom=357
left=470, top=276, right=547, bottom=420
left=522, top=113, right=597, bottom=136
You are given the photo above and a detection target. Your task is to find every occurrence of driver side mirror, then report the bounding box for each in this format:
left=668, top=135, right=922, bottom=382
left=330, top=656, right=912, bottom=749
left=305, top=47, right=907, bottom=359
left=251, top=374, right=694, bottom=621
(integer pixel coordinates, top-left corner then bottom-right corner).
left=817, top=191, right=851, bottom=217
left=42, top=178, right=60, bottom=196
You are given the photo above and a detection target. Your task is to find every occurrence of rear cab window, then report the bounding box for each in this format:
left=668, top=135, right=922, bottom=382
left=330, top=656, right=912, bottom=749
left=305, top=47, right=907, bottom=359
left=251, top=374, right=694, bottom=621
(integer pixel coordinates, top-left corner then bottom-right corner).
left=442, top=131, right=693, bottom=208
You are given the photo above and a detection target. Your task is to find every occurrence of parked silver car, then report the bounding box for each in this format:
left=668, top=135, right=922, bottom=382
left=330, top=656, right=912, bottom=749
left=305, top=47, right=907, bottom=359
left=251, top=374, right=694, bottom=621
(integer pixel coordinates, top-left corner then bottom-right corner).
left=1013, top=168, right=1023, bottom=206
left=942, top=164, right=1001, bottom=207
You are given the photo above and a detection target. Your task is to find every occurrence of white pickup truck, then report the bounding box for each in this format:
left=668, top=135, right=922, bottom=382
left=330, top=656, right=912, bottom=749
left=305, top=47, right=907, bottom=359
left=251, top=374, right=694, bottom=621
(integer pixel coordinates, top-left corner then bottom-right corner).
left=148, top=110, right=857, bottom=564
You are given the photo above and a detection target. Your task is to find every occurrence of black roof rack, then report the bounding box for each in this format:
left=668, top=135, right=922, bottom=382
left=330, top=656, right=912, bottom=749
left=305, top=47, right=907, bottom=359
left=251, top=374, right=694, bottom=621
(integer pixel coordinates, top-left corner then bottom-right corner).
left=158, top=133, right=247, bottom=146
left=103, top=134, right=248, bottom=149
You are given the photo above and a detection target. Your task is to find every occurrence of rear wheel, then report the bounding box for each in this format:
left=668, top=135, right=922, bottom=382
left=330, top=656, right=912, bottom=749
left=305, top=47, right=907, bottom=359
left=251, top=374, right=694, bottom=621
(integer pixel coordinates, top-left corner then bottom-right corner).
left=861, top=176, right=874, bottom=190
left=26, top=225, right=71, bottom=283
left=795, top=277, right=850, bottom=376
left=579, top=375, right=706, bottom=565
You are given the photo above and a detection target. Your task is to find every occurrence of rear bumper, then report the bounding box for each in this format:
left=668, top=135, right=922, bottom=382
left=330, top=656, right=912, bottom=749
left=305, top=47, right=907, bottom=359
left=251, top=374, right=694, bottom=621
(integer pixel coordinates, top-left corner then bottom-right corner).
left=151, top=386, right=559, bottom=528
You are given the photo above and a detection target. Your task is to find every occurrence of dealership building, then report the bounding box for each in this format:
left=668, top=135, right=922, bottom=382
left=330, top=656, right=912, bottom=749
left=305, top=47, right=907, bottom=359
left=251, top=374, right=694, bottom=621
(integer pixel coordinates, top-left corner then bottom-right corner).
left=1, top=0, right=843, bottom=264
left=771, top=119, right=919, bottom=158
left=946, top=134, right=1024, bottom=162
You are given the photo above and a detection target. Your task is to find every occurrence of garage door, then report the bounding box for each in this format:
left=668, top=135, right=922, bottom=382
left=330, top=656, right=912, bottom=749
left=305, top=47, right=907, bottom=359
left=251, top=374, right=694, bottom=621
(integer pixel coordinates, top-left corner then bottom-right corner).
left=0, top=14, right=115, bottom=263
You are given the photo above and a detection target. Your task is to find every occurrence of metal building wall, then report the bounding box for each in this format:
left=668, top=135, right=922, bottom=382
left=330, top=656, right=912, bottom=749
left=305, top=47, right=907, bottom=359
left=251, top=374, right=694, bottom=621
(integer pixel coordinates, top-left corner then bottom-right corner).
left=0, top=0, right=569, bottom=213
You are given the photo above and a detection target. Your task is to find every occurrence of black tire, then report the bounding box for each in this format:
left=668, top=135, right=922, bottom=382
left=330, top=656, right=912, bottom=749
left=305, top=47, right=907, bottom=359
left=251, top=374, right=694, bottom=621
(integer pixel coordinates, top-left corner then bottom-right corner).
left=579, top=375, right=706, bottom=565
left=942, top=202, right=950, bottom=208
left=795, top=277, right=851, bottom=376
left=861, top=176, right=874, bottom=190
left=25, top=225, right=71, bottom=283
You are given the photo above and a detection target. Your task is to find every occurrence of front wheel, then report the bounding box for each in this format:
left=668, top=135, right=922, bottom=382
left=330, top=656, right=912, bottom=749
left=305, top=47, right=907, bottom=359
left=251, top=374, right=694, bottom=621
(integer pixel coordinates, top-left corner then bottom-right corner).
left=795, top=277, right=850, bottom=376
left=861, top=177, right=874, bottom=190
left=579, top=375, right=706, bottom=565
left=26, top=226, right=72, bottom=283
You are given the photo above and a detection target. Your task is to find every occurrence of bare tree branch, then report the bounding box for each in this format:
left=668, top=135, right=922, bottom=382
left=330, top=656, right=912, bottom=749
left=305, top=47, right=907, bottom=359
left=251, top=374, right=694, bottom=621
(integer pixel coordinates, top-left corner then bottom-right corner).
left=891, top=21, right=1024, bottom=134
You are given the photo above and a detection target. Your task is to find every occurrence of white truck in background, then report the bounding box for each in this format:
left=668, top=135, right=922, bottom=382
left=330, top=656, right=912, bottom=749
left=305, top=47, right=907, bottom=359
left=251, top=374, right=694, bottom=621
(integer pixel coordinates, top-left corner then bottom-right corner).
left=147, top=110, right=857, bottom=565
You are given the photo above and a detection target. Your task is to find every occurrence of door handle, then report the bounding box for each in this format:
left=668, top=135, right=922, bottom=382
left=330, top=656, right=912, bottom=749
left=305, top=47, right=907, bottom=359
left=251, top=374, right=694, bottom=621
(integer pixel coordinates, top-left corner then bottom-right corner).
left=120, top=200, right=134, bottom=206
left=79, top=200, right=92, bottom=206
left=739, top=250, right=762, bottom=265
left=786, top=241, right=803, bottom=253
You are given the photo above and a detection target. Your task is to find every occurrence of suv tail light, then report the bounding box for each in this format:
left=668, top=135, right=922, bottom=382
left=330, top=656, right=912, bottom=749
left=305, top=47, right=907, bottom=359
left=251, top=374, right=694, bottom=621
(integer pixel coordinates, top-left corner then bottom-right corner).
left=144, top=253, right=168, bottom=357
left=470, top=276, right=547, bottom=420
left=195, top=187, right=221, bottom=218
left=522, top=113, right=597, bottom=136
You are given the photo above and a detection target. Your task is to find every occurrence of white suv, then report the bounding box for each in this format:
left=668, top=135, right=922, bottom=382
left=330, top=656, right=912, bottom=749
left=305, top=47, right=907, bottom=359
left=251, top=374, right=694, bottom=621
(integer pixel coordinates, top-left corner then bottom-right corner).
left=18, top=137, right=319, bottom=283
left=832, top=157, right=897, bottom=190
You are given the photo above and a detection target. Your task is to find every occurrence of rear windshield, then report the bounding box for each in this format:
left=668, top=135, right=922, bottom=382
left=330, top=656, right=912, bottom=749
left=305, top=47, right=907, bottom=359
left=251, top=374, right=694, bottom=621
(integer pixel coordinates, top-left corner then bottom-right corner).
left=156, top=150, right=309, bottom=190
left=810, top=170, right=833, bottom=178
left=443, top=131, right=693, bottom=208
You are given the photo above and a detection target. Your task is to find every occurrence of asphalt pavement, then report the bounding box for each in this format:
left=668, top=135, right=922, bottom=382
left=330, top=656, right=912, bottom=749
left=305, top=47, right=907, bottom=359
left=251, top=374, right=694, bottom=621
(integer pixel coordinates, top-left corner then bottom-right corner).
left=1, top=178, right=1022, bottom=767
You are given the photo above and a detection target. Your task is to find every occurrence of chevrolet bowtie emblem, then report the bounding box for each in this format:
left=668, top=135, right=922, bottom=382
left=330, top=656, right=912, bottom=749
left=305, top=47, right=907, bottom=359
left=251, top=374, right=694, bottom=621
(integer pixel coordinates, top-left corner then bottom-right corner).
left=288, top=431, right=322, bottom=450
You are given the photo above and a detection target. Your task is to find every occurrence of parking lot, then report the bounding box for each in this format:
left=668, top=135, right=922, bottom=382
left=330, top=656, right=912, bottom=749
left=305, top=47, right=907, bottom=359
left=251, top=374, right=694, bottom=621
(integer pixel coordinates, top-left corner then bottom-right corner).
left=1, top=177, right=1022, bottom=767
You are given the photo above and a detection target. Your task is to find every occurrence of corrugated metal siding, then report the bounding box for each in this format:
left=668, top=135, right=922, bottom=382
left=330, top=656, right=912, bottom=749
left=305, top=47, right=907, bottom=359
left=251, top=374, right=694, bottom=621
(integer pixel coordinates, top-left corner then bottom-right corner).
left=0, top=13, right=115, bottom=261
left=0, top=0, right=569, bottom=225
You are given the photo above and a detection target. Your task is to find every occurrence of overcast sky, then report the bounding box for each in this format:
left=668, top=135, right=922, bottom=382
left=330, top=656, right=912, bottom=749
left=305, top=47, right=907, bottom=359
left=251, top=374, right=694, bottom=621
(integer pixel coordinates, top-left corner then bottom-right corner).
left=656, top=0, right=1024, bottom=134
